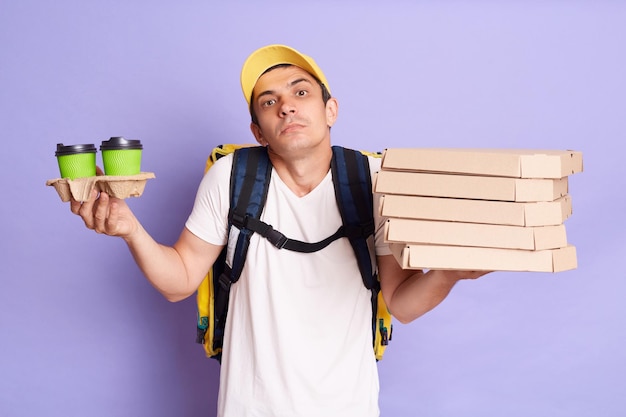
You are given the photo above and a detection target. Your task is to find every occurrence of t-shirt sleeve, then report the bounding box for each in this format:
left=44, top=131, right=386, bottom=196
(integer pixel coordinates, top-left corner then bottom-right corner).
left=184, top=153, right=233, bottom=246
left=368, top=155, right=392, bottom=257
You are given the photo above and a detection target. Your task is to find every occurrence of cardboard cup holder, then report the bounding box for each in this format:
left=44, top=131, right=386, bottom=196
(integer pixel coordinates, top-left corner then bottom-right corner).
left=46, top=172, right=155, bottom=202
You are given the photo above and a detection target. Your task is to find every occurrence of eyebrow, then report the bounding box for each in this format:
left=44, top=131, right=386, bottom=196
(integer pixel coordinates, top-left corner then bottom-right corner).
left=256, top=78, right=313, bottom=101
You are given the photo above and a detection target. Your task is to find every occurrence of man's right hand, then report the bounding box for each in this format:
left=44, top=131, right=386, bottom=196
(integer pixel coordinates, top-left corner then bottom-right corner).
left=70, top=188, right=138, bottom=239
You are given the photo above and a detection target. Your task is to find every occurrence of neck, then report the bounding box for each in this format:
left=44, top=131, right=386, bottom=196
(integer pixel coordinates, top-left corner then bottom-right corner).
left=267, top=144, right=332, bottom=197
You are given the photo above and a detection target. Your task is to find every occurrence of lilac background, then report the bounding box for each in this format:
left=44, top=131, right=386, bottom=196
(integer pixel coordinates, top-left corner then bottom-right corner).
left=1, top=1, right=625, bottom=416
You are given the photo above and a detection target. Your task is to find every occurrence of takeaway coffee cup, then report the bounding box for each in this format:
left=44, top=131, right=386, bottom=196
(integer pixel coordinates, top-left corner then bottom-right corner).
left=100, top=136, right=143, bottom=176
left=55, top=143, right=97, bottom=180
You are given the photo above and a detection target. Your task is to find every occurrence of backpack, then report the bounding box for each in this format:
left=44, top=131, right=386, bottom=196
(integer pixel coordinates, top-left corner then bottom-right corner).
left=195, top=144, right=392, bottom=361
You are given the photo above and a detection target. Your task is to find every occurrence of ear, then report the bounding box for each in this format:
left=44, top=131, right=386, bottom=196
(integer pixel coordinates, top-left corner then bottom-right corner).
left=325, top=97, right=339, bottom=128
left=250, top=122, right=268, bottom=146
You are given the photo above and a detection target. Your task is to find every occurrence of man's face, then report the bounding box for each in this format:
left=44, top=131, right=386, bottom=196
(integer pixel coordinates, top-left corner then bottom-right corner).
left=249, top=65, right=337, bottom=155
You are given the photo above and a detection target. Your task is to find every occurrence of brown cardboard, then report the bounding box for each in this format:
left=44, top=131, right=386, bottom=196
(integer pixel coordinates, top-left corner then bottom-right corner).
left=374, top=170, right=568, bottom=202
left=381, top=148, right=583, bottom=179
left=385, top=218, right=568, bottom=250
left=389, top=243, right=577, bottom=273
left=379, top=194, right=572, bottom=226
left=46, top=172, right=156, bottom=202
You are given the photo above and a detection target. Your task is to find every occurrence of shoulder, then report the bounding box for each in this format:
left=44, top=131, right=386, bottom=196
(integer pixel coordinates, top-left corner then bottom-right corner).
left=206, top=152, right=234, bottom=178
left=197, top=152, right=234, bottom=197
left=366, top=153, right=382, bottom=171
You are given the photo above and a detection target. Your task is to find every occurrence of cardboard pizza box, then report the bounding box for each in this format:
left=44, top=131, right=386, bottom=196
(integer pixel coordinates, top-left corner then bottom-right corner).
left=379, top=194, right=572, bottom=226
left=389, top=243, right=577, bottom=273
left=374, top=170, right=568, bottom=202
left=384, top=218, right=568, bottom=250
left=381, top=148, right=583, bottom=179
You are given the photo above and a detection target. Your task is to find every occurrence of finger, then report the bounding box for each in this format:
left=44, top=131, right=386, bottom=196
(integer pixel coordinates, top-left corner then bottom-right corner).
left=70, top=187, right=97, bottom=215
left=93, top=192, right=111, bottom=233
left=106, top=198, right=121, bottom=235
left=75, top=189, right=99, bottom=228
left=96, top=166, right=104, bottom=176
left=468, top=270, right=491, bottom=279
left=70, top=197, right=82, bottom=214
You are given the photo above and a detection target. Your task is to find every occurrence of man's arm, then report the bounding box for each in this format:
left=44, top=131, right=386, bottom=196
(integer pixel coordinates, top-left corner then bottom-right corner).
left=377, top=254, right=489, bottom=324
left=71, top=189, right=223, bottom=302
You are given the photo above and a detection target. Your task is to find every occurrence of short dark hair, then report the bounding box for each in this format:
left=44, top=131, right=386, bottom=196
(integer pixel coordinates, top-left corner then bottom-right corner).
left=249, top=64, right=332, bottom=125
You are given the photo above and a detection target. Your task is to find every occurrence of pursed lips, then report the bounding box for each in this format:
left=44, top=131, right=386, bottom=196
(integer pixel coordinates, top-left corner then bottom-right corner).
left=280, top=121, right=306, bottom=135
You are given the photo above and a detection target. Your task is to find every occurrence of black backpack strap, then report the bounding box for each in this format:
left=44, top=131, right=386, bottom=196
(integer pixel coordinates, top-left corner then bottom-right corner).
left=330, top=146, right=377, bottom=289
left=211, top=146, right=272, bottom=356
left=331, top=146, right=387, bottom=353
left=237, top=216, right=349, bottom=252
left=228, top=146, right=273, bottom=281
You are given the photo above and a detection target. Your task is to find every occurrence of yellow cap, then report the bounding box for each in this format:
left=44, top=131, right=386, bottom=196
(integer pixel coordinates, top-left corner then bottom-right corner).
left=240, top=44, right=331, bottom=107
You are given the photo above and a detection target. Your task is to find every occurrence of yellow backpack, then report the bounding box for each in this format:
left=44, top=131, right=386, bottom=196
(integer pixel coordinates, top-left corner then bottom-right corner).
left=195, top=144, right=392, bottom=361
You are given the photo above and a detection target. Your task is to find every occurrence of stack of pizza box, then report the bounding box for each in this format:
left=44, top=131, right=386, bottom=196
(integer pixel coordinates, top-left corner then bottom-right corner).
left=374, top=148, right=583, bottom=272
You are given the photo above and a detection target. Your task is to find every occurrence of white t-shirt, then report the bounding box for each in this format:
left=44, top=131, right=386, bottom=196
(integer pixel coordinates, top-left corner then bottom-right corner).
left=186, top=151, right=390, bottom=417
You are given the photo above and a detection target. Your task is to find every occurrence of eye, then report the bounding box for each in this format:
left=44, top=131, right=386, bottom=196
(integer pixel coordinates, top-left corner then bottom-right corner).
left=261, top=98, right=276, bottom=108
left=296, top=89, right=308, bottom=97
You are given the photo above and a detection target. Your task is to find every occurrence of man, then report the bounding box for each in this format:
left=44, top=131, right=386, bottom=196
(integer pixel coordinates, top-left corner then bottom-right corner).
left=71, top=44, right=488, bottom=417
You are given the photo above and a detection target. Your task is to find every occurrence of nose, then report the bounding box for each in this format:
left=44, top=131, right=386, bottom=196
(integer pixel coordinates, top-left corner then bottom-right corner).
left=279, top=99, right=296, bottom=117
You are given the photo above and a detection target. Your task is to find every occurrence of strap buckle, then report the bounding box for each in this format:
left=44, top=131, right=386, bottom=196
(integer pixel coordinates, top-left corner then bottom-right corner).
left=229, top=210, right=247, bottom=229
left=218, top=273, right=232, bottom=291
left=264, top=226, right=288, bottom=249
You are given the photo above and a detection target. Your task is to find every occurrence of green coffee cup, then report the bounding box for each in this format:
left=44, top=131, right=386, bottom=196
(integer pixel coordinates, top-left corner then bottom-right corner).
left=100, top=137, right=143, bottom=176
left=55, top=143, right=97, bottom=180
